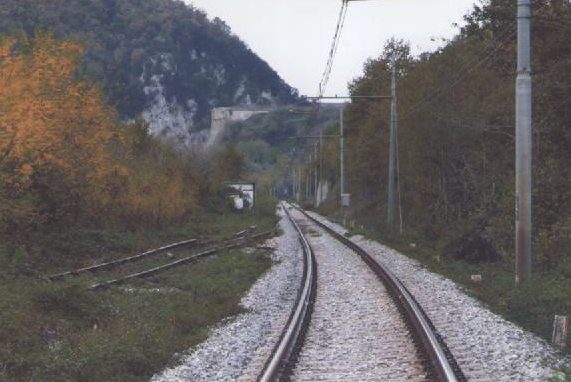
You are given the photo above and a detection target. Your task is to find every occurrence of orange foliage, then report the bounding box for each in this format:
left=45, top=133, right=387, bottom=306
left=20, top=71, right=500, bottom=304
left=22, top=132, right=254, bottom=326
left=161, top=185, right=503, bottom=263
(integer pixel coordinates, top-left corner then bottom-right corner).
left=0, top=34, right=119, bottom=191
left=0, top=34, right=198, bottom=231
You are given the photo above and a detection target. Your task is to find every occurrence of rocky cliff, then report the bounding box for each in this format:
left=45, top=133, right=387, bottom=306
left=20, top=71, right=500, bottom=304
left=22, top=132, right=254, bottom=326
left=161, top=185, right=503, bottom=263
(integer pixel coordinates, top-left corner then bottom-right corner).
left=0, top=0, right=298, bottom=143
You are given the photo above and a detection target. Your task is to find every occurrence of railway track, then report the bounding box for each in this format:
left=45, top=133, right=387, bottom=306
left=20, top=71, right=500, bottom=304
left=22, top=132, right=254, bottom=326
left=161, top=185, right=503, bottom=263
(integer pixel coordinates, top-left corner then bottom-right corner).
left=90, top=231, right=273, bottom=290
left=249, top=202, right=465, bottom=382
left=48, top=227, right=257, bottom=281
left=46, top=227, right=271, bottom=291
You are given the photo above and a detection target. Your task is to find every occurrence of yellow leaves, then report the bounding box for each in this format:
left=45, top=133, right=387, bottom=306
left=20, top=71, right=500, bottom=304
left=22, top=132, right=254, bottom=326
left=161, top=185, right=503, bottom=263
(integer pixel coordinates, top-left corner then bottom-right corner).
left=0, top=33, right=121, bottom=181
left=20, top=164, right=32, bottom=177
left=0, top=37, right=15, bottom=59
left=0, top=33, right=199, bottom=228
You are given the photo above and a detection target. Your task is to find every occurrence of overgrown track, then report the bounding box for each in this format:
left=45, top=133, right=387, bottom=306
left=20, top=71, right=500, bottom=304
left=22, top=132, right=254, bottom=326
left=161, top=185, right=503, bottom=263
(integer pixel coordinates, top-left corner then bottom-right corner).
left=256, top=202, right=465, bottom=382
left=47, top=227, right=257, bottom=281
left=90, top=231, right=273, bottom=290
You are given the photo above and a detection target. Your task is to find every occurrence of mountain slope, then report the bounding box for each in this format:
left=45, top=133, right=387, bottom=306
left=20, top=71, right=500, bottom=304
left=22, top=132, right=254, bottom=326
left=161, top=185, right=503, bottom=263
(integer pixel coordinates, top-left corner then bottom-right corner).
left=0, top=0, right=298, bottom=142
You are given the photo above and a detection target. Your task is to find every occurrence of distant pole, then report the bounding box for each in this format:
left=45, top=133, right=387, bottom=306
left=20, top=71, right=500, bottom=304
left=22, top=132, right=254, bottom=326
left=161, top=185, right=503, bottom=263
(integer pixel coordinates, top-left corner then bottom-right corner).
left=314, top=143, right=318, bottom=207
left=293, top=169, right=297, bottom=202
left=515, top=0, right=533, bottom=284
left=387, top=54, right=398, bottom=231
left=340, top=107, right=347, bottom=222
left=319, top=131, right=324, bottom=206
left=297, top=166, right=303, bottom=203
left=340, top=107, right=345, bottom=198
left=306, top=160, right=310, bottom=200
left=292, top=169, right=296, bottom=200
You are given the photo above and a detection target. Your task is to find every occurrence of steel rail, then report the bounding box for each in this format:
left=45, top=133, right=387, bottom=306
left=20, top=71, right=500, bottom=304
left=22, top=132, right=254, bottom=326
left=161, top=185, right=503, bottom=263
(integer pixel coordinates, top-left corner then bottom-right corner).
left=47, top=227, right=257, bottom=281
left=256, top=203, right=317, bottom=382
left=289, top=204, right=463, bottom=382
left=89, top=231, right=273, bottom=291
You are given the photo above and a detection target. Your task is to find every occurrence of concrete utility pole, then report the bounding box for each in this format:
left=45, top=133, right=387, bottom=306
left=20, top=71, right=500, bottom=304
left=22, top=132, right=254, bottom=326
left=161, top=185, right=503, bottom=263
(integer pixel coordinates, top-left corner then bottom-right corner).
left=292, top=169, right=296, bottom=201
left=319, top=131, right=324, bottom=206
left=297, top=167, right=303, bottom=203
left=306, top=160, right=310, bottom=200
left=314, top=143, right=319, bottom=207
left=387, top=54, right=398, bottom=231
left=340, top=107, right=345, bottom=200
left=515, top=0, right=533, bottom=284
left=339, top=106, right=351, bottom=223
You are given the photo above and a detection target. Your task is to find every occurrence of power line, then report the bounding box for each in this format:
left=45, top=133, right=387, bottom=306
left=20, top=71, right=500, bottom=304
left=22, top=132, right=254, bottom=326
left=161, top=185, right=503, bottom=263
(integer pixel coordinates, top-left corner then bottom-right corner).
left=400, top=2, right=553, bottom=122
left=308, top=0, right=350, bottom=123
left=400, top=26, right=517, bottom=122
left=319, top=0, right=349, bottom=97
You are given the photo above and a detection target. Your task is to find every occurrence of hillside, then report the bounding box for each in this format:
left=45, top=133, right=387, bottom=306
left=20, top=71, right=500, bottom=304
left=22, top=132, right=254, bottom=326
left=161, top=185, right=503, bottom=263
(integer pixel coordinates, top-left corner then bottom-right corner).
left=0, top=0, right=298, bottom=143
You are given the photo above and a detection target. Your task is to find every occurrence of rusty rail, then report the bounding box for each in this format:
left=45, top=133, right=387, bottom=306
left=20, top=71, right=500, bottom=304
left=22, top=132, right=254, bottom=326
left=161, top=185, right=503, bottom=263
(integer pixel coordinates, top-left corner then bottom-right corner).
left=48, top=227, right=257, bottom=281
left=89, top=231, right=273, bottom=291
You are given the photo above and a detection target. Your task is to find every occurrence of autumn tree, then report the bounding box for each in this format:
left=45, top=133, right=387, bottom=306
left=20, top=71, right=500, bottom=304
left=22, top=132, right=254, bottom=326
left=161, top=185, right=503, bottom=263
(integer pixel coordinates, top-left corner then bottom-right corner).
left=0, top=33, right=200, bottom=237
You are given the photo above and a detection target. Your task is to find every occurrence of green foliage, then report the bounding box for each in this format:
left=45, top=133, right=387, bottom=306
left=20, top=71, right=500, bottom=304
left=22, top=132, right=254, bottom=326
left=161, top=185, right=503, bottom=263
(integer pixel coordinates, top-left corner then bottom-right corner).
left=0, top=0, right=297, bottom=126
left=0, top=204, right=277, bottom=382
left=336, top=1, right=571, bottom=268
left=212, top=144, right=245, bottom=184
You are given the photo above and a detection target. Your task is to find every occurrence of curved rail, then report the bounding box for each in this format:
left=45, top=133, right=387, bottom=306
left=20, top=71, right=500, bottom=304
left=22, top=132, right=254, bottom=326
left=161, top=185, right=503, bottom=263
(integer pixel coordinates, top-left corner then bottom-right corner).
left=47, top=227, right=257, bottom=281
left=89, top=231, right=273, bottom=291
left=289, top=203, right=463, bottom=382
left=256, top=203, right=317, bottom=382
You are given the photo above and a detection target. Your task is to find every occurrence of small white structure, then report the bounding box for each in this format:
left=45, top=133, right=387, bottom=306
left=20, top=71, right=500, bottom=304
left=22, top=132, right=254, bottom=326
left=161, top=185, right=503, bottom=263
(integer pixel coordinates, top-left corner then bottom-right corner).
left=227, top=183, right=255, bottom=210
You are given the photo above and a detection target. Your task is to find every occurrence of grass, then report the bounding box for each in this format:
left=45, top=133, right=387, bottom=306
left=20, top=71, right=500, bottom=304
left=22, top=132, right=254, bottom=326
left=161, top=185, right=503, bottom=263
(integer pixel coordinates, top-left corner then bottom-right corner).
left=0, top=196, right=279, bottom=382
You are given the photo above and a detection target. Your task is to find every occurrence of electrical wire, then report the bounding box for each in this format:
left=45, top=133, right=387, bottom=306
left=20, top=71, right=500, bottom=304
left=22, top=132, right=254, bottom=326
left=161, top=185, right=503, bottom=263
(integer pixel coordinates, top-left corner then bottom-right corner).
left=308, top=0, right=350, bottom=124
left=400, top=2, right=553, bottom=122
left=400, top=26, right=517, bottom=122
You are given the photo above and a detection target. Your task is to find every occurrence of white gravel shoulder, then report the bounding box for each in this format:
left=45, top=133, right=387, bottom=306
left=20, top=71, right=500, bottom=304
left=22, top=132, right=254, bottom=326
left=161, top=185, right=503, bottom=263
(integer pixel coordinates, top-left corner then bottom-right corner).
left=290, top=209, right=426, bottom=382
left=305, top=210, right=569, bottom=382
left=151, top=206, right=303, bottom=382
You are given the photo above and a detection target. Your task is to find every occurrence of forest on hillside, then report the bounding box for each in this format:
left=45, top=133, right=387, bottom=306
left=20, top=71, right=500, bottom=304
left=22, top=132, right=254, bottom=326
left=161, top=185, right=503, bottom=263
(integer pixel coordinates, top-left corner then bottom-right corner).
left=0, top=33, right=247, bottom=251
left=0, top=0, right=297, bottom=131
left=313, top=0, right=571, bottom=268
left=0, top=32, right=260, bottom=382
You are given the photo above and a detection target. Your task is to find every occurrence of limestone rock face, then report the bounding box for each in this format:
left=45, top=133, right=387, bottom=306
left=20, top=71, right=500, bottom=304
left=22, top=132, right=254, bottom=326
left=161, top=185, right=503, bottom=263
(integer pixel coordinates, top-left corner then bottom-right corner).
left=0, top=0, right=298, bottom=144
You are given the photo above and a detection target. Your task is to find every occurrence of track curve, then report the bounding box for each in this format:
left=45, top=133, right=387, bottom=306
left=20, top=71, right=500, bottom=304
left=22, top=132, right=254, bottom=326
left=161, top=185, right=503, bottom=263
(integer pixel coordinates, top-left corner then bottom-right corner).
left=256, top=202, right=465, bottom=382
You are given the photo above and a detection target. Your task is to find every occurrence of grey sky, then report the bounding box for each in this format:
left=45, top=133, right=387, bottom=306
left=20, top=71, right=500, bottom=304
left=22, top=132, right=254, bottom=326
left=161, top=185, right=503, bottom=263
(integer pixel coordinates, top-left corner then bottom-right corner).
left=185, top=0, right=478, bottom=97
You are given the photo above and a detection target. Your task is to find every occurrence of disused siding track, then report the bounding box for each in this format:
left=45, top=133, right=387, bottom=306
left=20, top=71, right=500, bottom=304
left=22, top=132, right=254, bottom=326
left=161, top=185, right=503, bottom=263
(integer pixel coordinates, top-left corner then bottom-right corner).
left=47, top=227, right=257, bottom=282
left=90, top=231, right=273, bottom=290
left=254, top=202, right=464, bottom=382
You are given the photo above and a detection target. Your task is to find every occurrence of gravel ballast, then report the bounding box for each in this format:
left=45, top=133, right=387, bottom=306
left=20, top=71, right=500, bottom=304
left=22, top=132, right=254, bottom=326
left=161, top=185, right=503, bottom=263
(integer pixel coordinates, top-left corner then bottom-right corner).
left=304, top=209, right=568, bottom=382
left=290, top=208, right=427, bottom=382
left=151, top=206, right=303, bottom=382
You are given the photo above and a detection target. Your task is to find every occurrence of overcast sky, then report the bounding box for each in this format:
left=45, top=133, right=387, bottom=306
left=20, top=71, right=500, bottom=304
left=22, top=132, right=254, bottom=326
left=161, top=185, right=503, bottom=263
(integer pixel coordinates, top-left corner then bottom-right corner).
left=185, top=0, right=478, bottom=97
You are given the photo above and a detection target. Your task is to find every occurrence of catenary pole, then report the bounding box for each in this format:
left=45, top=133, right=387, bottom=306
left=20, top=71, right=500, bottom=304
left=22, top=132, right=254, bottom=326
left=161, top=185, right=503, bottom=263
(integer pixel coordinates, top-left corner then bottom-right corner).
left=340, top=107, right=345, bottom=199
left=314, top=143, right=319, bottom=207
left=297, top=166, right=303, bottom=203
left=306, top=158, right=310, bottom=200
left=515, top=0, right=533, bottom=284
left=340, top=107, right=347, bottom=222
left=319, top=131, right=324, bottom=206
left=387, top=55, right=398, bottom=231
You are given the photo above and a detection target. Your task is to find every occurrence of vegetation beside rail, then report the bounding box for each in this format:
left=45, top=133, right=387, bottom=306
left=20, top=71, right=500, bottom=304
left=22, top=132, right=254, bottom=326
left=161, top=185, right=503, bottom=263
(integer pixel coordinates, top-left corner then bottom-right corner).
left=0, top=196, right=278, bottom=382
left=0, top=26, right=284, bottom=382
left=297, top=0, right=571, bottom=367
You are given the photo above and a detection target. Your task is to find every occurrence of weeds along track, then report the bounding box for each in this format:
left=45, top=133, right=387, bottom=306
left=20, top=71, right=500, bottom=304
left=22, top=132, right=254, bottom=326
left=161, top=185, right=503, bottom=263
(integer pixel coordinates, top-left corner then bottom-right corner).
left=89, top=231, right=273, bottom=290
left=46, top=227, right=273, bottom=290
left=251, top=202, right=465, bottom=382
